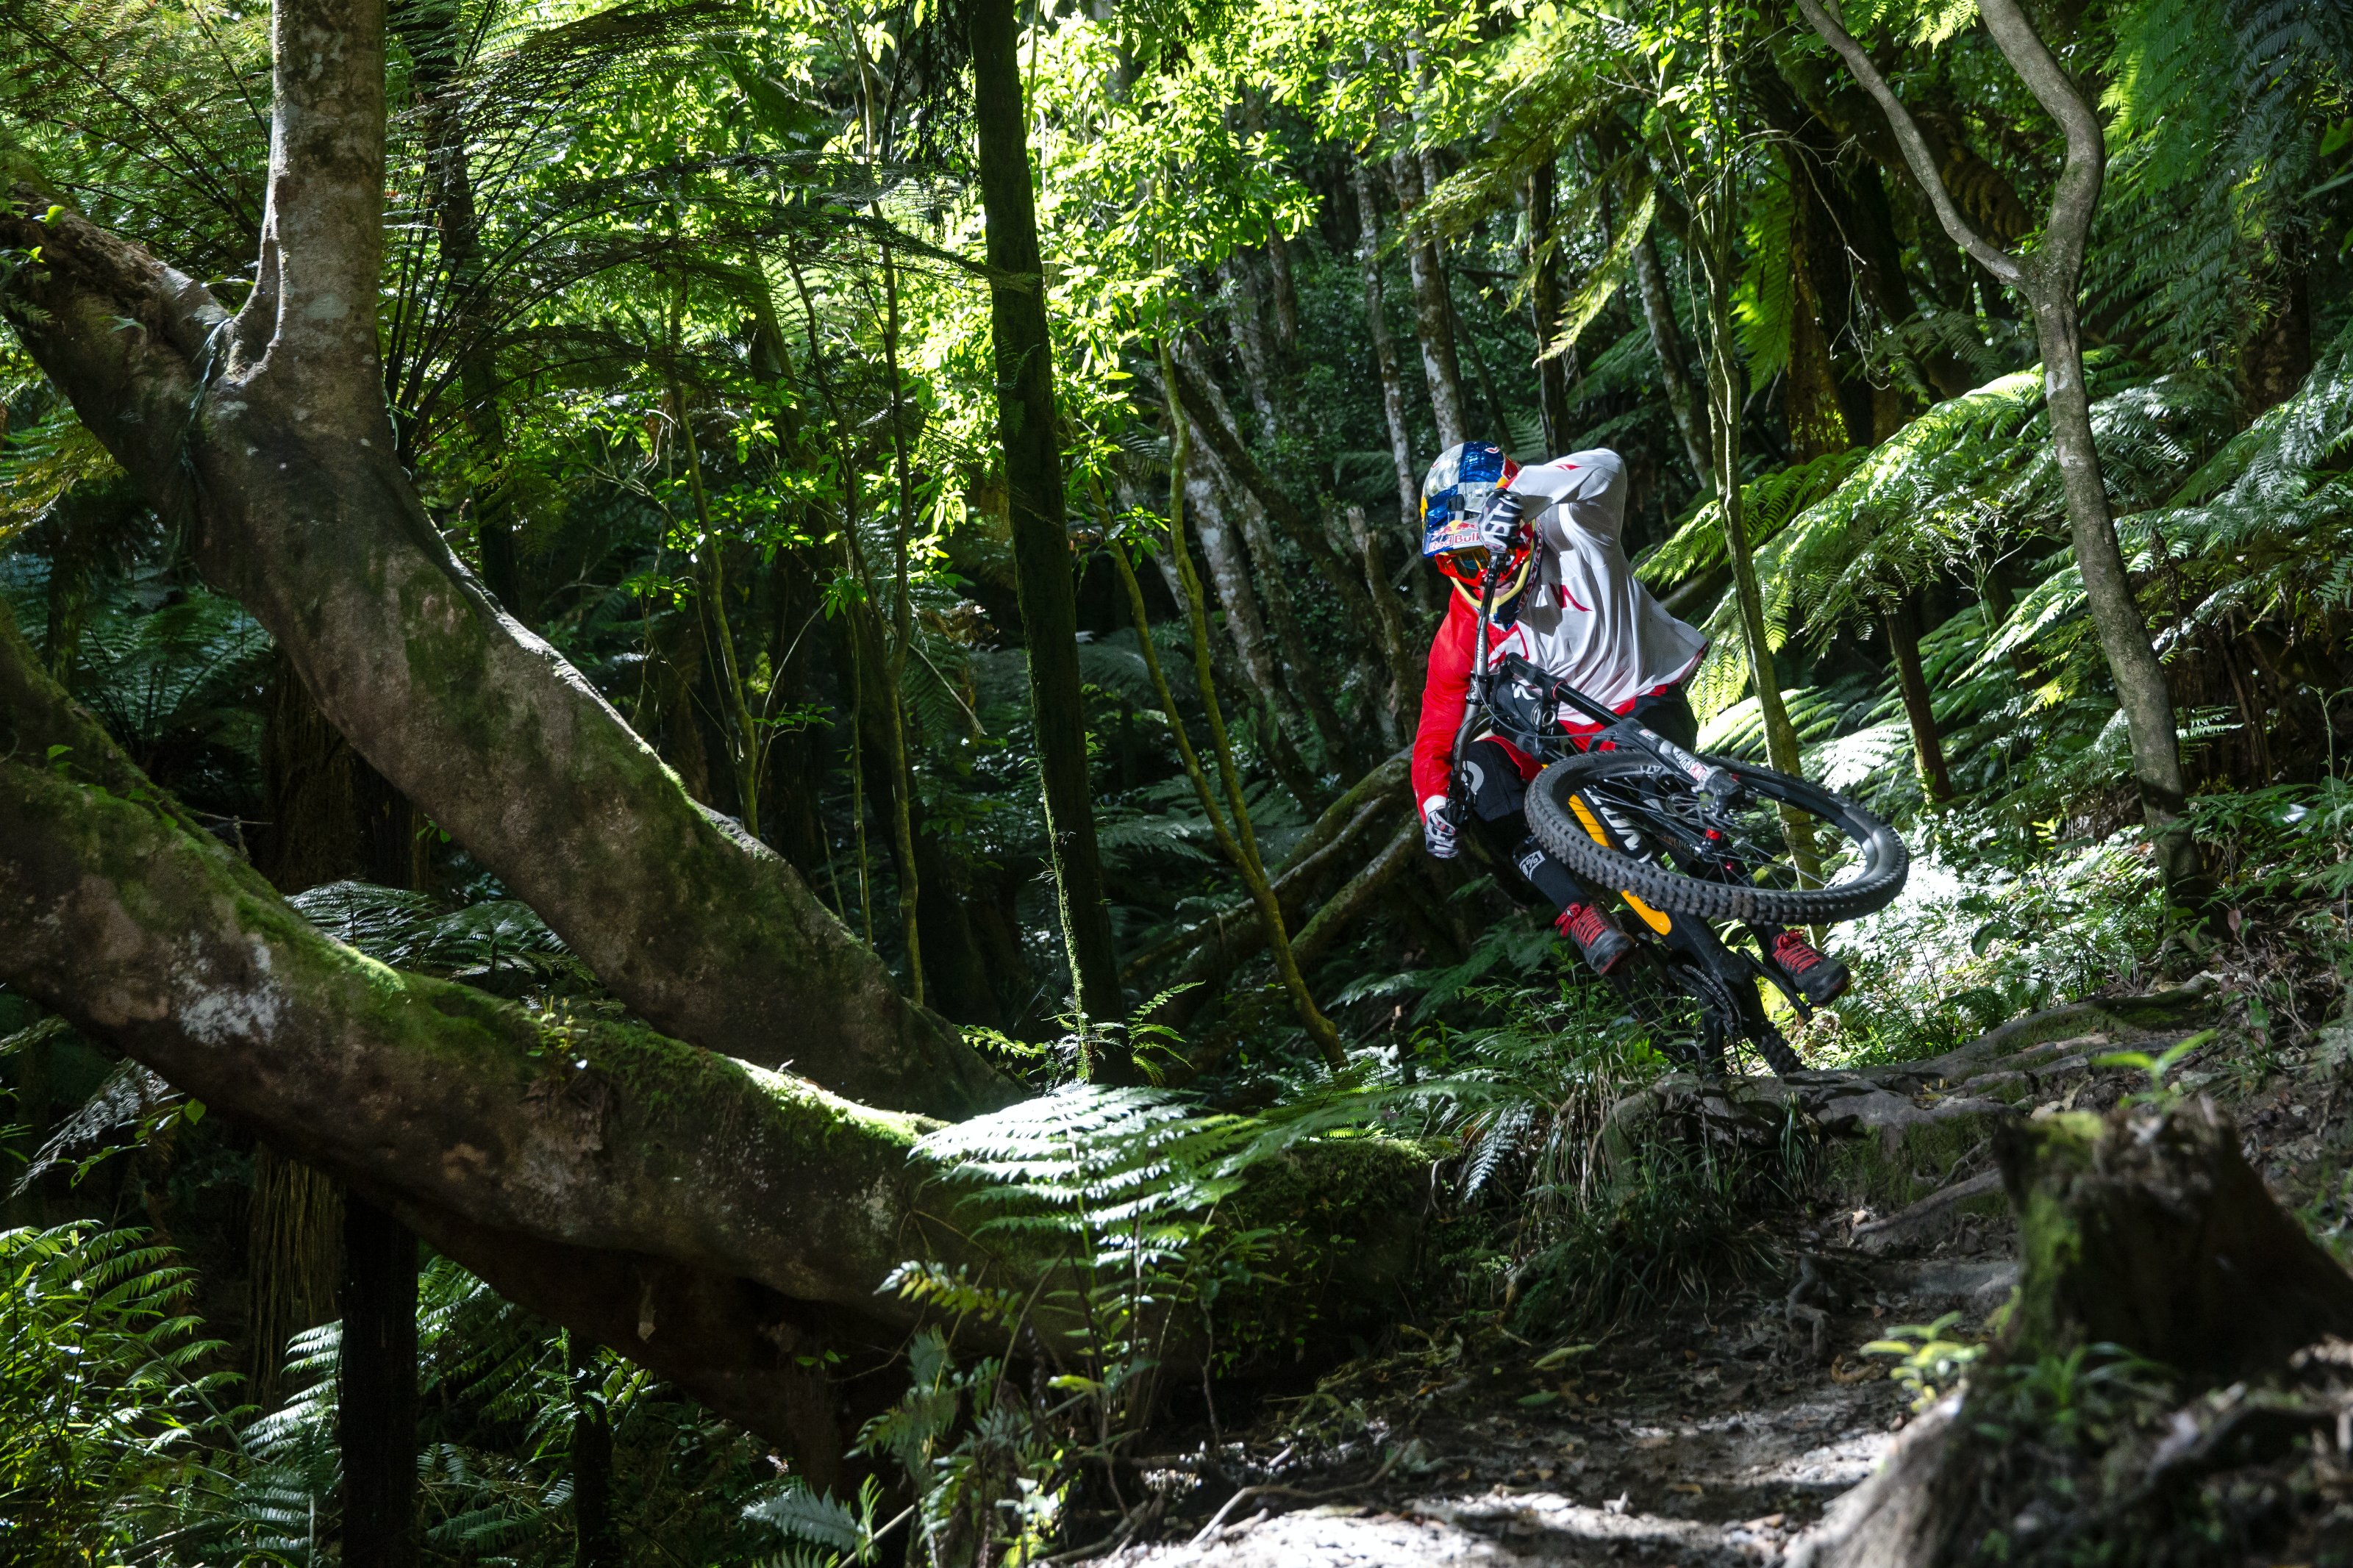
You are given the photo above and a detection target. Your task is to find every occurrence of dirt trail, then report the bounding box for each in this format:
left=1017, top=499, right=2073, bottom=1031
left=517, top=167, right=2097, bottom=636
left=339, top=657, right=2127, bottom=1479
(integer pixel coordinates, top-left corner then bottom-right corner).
left=1117, top=1259, right=2004, bottom=1565
left=1101, top=987, right=2283, bottom=1565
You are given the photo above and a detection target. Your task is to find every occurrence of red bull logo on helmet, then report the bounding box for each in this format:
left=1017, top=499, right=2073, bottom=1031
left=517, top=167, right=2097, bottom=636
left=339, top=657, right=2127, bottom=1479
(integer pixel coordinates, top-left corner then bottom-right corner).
left=1420, top=441, right=1518, bottom=557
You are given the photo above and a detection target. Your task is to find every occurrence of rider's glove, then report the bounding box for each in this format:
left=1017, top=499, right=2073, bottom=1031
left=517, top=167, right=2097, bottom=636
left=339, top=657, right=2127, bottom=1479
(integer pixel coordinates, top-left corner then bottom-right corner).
left=1477, top=487, right=1527, bottom=555
left=1421, top=793, right=1460, bottom=860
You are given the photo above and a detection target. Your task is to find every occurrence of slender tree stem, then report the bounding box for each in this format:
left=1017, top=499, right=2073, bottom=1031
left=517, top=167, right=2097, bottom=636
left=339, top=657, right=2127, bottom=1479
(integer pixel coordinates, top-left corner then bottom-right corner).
left=844, top=544, right=874, bottom=948
left=879, top=243, right=924, bottom=1004
left=970, top=0, right=1126, bottom=1042
left=1692, top=0, right=1821, bottom=887
left=670, top=376, right=763, bottom=841
left=1155, top=335, right=1347, bottom=1070
left=1886, top=595, right=1953, bottom=804
left=1351, top=157, right=1440, bottom=621
left=1793, top=0, right=2198, bottom=891
left=1632, top=229, right=1713, bottom=493
left=789, top=259, right=879, bottom=948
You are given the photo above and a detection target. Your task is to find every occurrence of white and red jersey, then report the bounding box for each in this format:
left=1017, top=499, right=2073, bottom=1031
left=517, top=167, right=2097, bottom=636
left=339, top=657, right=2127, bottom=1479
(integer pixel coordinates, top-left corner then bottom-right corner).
left=1411, top=449, right=1708, bottom=813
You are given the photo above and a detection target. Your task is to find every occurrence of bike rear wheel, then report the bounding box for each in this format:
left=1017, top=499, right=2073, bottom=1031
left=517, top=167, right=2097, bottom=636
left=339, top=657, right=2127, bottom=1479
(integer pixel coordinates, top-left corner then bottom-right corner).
left=1527, top=749, right=1908, bottom=926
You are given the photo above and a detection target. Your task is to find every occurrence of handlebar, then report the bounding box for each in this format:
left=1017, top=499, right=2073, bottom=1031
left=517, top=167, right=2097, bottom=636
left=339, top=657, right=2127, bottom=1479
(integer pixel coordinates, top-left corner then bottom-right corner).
left=1446, top=540, right=1738, bottom=803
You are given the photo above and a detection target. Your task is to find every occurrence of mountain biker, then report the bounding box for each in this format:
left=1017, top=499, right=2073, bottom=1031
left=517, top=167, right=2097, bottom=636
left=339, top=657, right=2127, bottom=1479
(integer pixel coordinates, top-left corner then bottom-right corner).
left=1411, top=441, right=1850, bottom=1006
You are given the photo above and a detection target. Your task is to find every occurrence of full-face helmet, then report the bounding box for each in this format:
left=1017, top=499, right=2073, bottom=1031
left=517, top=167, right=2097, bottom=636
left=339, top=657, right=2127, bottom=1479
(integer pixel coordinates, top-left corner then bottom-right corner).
left=1420, top=441, right=1532, bottom=606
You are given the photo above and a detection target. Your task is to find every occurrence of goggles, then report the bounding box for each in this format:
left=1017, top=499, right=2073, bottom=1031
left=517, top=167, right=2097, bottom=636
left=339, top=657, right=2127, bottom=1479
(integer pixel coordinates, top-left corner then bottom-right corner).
left=1435, top=542, right=1536, bottom=607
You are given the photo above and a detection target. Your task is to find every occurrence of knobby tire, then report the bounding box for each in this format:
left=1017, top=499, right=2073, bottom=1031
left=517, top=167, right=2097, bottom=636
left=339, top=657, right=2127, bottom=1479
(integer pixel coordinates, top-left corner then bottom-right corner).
left=1527, top=751, right=1908, bottom=926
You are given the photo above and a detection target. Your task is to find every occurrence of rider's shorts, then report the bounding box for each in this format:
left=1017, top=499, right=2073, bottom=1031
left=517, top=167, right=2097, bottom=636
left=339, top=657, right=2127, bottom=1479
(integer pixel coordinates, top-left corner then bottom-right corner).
left=1457, top=737, right=1532, bottom=823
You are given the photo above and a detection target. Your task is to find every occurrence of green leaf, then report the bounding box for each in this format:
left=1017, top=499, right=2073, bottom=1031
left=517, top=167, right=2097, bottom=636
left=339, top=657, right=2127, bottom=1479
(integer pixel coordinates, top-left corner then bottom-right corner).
left=743, top=1478, right=868, bottom=1555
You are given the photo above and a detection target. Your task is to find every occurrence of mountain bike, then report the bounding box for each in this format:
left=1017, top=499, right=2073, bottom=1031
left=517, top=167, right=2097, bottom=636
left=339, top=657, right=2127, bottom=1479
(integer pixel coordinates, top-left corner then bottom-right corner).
left=1447, top=563, right=1909, bottom=1077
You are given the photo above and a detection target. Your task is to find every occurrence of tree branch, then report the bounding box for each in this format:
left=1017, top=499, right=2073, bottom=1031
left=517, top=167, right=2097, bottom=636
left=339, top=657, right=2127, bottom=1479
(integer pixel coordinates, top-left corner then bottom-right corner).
left=0, top=189, right=222, bottom=518
left=1790, top=0, right=2024, bottom=287
left=1971, top=0, right=2106, bottom=282
left=232, top=0, right=391, bottom=404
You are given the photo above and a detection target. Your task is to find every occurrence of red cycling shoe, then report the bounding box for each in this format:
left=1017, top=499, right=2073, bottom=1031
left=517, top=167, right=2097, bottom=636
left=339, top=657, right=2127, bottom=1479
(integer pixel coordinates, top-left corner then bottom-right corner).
left=1558, top=902, right=1633, bottom=975
left=1769, top=930, right=1851, bottom=1006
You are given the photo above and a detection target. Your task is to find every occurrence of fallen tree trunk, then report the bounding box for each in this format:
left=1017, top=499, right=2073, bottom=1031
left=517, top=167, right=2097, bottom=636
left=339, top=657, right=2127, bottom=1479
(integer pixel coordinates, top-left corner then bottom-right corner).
left=1170, top=825, right=1421, bottom=1075
left=1, top=608, right=1438, bottom=1457
left=1291, top=822, right=1418, bottom=966
left=1129, top=754, right=1410, bottom=1029
left=1126, top=751, right=1410, bottom=973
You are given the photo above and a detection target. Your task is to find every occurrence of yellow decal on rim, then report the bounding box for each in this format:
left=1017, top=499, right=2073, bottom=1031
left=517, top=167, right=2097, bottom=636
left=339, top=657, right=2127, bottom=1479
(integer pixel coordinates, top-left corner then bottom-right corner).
left=1568, top=794, right=1672, bottom=934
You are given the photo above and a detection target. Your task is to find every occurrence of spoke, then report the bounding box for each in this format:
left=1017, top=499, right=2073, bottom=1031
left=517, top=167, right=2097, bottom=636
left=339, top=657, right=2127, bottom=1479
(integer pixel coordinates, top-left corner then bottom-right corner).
left=1577, top=766, right=1863, bottom=892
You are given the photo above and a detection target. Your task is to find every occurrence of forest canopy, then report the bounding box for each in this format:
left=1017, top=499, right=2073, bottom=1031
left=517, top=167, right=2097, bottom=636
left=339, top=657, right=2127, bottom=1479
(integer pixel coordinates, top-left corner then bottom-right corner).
left=1, top=0, right=2351, bottom=1559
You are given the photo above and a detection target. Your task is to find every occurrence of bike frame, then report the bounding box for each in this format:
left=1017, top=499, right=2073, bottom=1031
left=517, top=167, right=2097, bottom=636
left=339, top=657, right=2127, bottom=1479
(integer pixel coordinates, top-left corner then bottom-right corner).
left=1444, top=548, right=1808, bottom=1075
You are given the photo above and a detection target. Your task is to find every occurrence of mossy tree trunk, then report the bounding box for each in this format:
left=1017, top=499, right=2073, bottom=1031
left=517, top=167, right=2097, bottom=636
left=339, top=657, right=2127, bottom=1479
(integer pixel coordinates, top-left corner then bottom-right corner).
left=260, top=642, right=423, bottom=1506
left=1792, top=1099, right=2353, bottom=1568
left=1997, top=1103, right=2353, bottom=1381
left=0, top=607, right=979, bottom=1464
left=0, top=609, right=1434, bottom=1465
left=0, top=3, right=1008, bottom=1119
left=1386, top=150, right=1466, bottom=449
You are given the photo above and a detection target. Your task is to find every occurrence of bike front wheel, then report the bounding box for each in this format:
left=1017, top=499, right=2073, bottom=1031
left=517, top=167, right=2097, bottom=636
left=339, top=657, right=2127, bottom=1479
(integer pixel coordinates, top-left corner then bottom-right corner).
left=1527, top=750, right=1908, bottom=926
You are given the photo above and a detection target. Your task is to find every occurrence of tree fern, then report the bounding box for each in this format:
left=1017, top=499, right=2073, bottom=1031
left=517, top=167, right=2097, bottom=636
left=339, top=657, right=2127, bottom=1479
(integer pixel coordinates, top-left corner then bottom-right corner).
left=0, top=408, right=127, bottom=556
left=2127, top=315, right=2353, bottom=642
left=0, top=0, right=271, bottom=276
left=288, top=879, right=590, bottom=993
left=1636, top=449, right=1865, bottom=590
left=0, top=1225, right=249, bottom=1566
left=2098, top=0, right=2350, bottom=365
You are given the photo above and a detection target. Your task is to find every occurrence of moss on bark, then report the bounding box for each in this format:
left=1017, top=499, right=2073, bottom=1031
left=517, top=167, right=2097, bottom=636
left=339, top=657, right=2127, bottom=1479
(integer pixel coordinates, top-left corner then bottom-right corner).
left=1996, top=1101, right=2353, bottom=1383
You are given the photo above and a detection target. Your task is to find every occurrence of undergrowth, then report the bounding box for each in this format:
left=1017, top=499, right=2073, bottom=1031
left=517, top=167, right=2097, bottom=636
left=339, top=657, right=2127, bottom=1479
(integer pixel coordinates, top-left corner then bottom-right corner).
left=1508, top=1139, right=1790, bottom=1336
left=0, top=1223, right=781, bottom=1567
